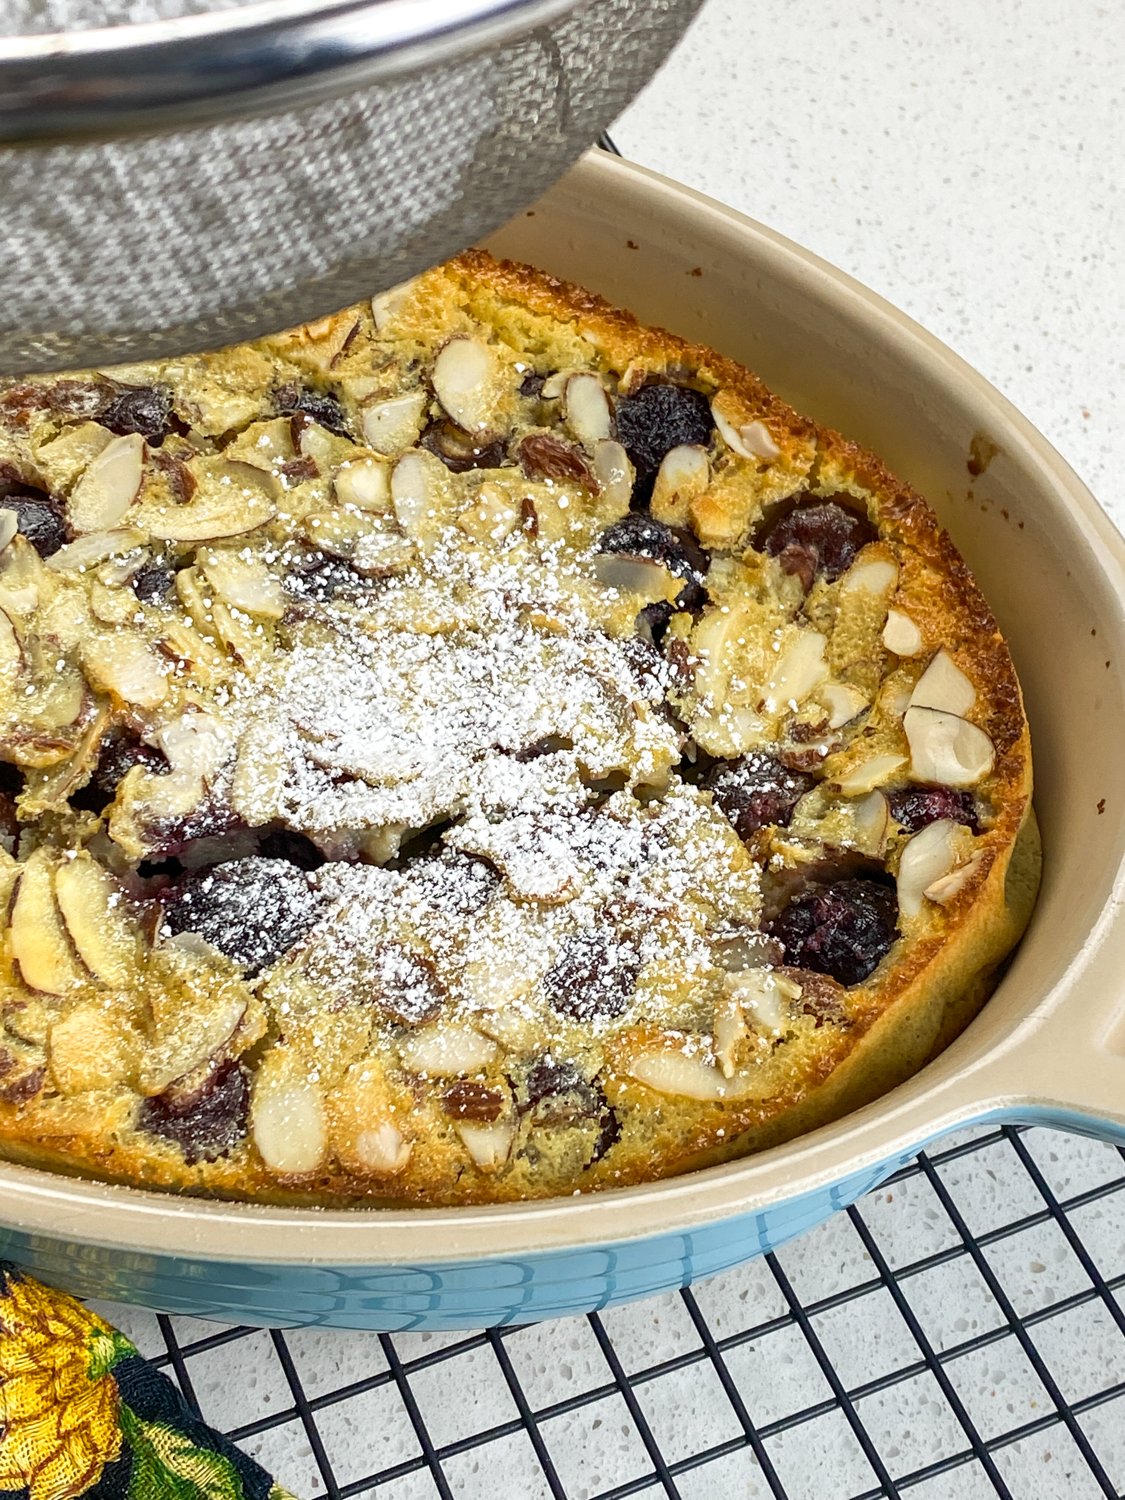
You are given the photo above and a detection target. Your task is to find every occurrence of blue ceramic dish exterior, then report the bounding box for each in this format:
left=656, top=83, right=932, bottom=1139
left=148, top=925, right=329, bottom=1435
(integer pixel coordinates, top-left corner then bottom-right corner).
left=1, top=1108, right=1120, bottom=1330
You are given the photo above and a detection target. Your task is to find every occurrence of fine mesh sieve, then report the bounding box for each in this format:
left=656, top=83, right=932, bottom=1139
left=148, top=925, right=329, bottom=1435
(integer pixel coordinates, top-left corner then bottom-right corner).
left=0, top=0, right=702, bottom=374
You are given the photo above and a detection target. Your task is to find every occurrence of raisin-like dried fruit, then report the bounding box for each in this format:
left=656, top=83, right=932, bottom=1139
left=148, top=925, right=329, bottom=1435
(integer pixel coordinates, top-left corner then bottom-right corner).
left=541, top=927, right=641, bottom=1022
left=72, top=733, right=169, bottom=814
left=99, top=385, right=178, bottom=444
left=614, top=384, right=713, bottom=506
left=520, top=371, right=546, bottom=399
left=767, top=878, right=898, bottom=987
left=598, top=513, right=709, bottom=609
left=161, top=857, right=323, bottom=977
left=0, top=483, right=67, bottom=558
left=366, top=943, right=445, bottom=1027
left=131, top=561, right=177, bottom=604
left=275, top=384, right=351, bottom=439
left=704, top=753, right=814, bottom=839
left=522, top=1058, right=600, bottom=1123
left=139, top=1059, right=250, bottom=1163
left=442, top=1080, right=504, bottom=1122
left=760, top=497, right=876, bottom=589
left=519, top=433, right=594, bottom=487
left=888, top=786, right=979, bottom=833
left=283, top=550, right=368, bottom=602
left=420, top=422, right=506, bottom=473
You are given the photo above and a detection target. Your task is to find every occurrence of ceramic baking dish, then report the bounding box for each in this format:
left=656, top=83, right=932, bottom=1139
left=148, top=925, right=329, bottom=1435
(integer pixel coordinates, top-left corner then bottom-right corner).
left=1, top=152, right=1121, bottom=1330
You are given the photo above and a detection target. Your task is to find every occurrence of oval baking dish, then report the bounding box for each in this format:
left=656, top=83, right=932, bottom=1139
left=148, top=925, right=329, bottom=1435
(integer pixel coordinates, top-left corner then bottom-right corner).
left=0, top=151, right=1121, bottom=1330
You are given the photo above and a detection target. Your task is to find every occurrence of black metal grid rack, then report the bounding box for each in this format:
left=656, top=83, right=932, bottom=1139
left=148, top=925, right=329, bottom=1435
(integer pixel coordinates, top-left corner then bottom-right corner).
left=99, top=1122, right=1125, bottom=1500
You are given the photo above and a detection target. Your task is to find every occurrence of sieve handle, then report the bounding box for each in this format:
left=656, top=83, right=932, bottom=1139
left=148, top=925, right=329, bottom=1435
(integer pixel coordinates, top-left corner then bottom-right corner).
left=0, top=0, right=581, bottom=145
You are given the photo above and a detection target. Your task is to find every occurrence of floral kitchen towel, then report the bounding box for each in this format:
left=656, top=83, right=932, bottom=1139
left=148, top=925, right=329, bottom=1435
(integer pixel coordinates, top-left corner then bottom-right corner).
left=0, top=1263, right=297, bottom=1500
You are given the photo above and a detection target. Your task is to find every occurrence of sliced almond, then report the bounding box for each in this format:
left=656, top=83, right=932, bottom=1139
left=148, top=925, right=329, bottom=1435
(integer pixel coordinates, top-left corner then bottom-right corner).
left=650, top=444, right=710, bottom=523
left=565, top=373, right=613, bottom=447
left=725, top=968, right=801, bottom=1036
left=882, top=609, right=923, bottom=656
left=0, top=510, right=18, bottom=552
left=854, top=789, right=892, bottom=854
left=840, top=555, right=899, bottom=597
left=134, top=459, right=277, bottom=542
left=68, top=433, right=144, bottom=533
left=713, top=990, right=749, bottom=1078
left=352, top=1120, right=412, bottom=1175
left=251, top=1055, right=327, bottom=1175
left=46, top=528, right=146, bottom=574
left=432, top=337, right=497, bottom=433
left=360, top=390, right=428, bottom=456
left=370, top=279, right=415, bottom=333
left=457, top=485, right=522, bottom=544
left=904, top=705, right=994, bottom=787
left=457, top=1119, right=515, bottom=1172
left=54, top=853, right=143, bottom=987
left=592, top=553, right=680, bottom=601
left=763, top=630, right=829, bottom=713
left=896, top=818, right=973, bottom=918
left=592, top=439, right=634, bottom=515
left=10, top=850, right=88, bottom=994
left=399, top=1024, right=498, bottom=1076
left=80, top=633, right=169, bottom=709
left=832, top=752, right=909, bottom=795
left=820, top=682, right=869, bottom=729
left=711, top=398, right=780, bottom=462
left=140, top=993, right=247, bottom=1097
left=910, top=649, right=976, bottom=716
left=391, top=448, right=455, bottom=548
left=925, top=851, right=985, bottom=904
left=0, top=607, right=22, bottom=678
left=335, top=456, right=391, bottom=512
left=199, top=548, right=286, bottom=619
left=628, top=1048, right=767, bottom=1101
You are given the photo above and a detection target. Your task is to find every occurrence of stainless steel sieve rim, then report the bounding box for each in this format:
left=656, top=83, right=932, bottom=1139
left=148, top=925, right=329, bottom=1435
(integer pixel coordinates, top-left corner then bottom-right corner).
left=0, top=0, right=583, bottom=144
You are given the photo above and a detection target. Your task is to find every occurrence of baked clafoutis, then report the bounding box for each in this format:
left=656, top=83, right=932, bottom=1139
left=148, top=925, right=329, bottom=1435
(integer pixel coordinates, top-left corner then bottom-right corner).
left=0, top=253, right=1038, bottom=1204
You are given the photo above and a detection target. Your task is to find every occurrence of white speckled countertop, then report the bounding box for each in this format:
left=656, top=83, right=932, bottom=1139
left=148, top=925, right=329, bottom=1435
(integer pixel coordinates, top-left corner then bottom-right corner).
left=95, top=3, right=1125, bottom=1496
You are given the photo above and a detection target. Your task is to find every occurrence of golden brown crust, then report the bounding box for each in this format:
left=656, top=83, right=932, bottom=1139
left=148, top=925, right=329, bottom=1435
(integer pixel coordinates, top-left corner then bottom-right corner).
left=0, top=250, right=1037, bottom=1206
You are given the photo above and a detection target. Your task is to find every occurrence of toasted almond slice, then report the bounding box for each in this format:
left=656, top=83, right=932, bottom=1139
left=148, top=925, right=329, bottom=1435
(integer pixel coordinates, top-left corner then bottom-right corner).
left=335, top=456, right=391, bottom=512
left=457, top=1119, right=515, bottom=1171
left=361, top=390, right=428, bottom=456
left=54, top=853, right=143, bottom=987
left=910, top=649, right=976, bottom=716
left=134, top=459, right=277, bottom=542
left=725, top=968, right=801, bottom=1036
left=399, top=1025, right=498, bottom=1076
left=713, top=991, right=748, bottom=1078
left=68, top=433, right=144, bottom=533
left=457, top=485, right=522, bottom=543
left=854, top=789, right=892, bottom=854
left=711, top=397, right=781, bottom=462
left=139, top=988, right=248, bottom=1096
left=565, top=373, right=613, bottom=447
left=896, top=818, right=972, bottom=918
left=628, top=1048, right=768, bottom=1101
left=0, top=510, right=18, bottom=551
left=10, top=851, right=88, bottom=994
left=251, top=1058, right=327, bottom=1175
left=199, top=548, right=286, bottom=618
left=370, top=279, right=415, bottom=332
left=820, top=682, right=869, bottom=729
left=46, top=528, right=146, bottom=574
left=883, top=609, right=924, bottom=656
left=925, top=851, right=985, bottom=904
left=353, top=1120, right=412, bottom=1175
left=592, top=553, right=680, bottom=601
left=763, top=630, right=829, bottom=713
left=80, top=633, right=169, bottom=708
left=391, top=448, right=455, bottom=548
left=840, top=555, right=899, bottom=597
left=592, top=439, right=634, bottom=515
left=650, top=444, right=710, bottom=523
left=904, top=705, right=994, bottom=787
left=432, top=337, right=497, bottom=433
left=832, top=752, right=909, bottom=795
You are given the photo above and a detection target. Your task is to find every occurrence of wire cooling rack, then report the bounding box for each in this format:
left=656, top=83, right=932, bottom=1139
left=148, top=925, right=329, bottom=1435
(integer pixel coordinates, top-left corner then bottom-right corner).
left=95, top=1122, right=1125, bottom=1500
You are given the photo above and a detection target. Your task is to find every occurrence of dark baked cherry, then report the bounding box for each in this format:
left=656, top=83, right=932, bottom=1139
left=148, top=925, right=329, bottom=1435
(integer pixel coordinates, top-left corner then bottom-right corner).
left=519, top=433, right=594, bottom=487
left=420, top=422, right=506, bottom=473
left=614, top=384, right=713, bottom=506
left=131, top=561, right=178, bottom=605
left=72, top=733, right=169, bottom=814
left=704, top=753, right=814, bottom=839
left=767, top=878, right=899, bottom=987
left=366, top=943, right=445, bottom=1027
left=138, top=1059, right=250, bottom=1163
left=274, top=384, right=351, bottom=439
left=0, top=483, right=67, bottom=558
left=257, top=828, right=325, bottom=871
left=520, top=1058, right=620, bottom=1166
left=520, top=371, right=546, bottom=399
left=781, top=967, right=849, bottom=1027
left=760, top=497, right=876, bottom=590
left=161, top=857, right=323, bottom=977
left=99, top=385, right=179, bottom=444
left=589, top=1099, right=622, bottom=1165
left=888, top=786, right=980, bottom=834
left=541, top=927, right=641, bottom=1022
left=637, top=599, right=675, bottom=647
left=597, top=513, right=709, bottom=610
